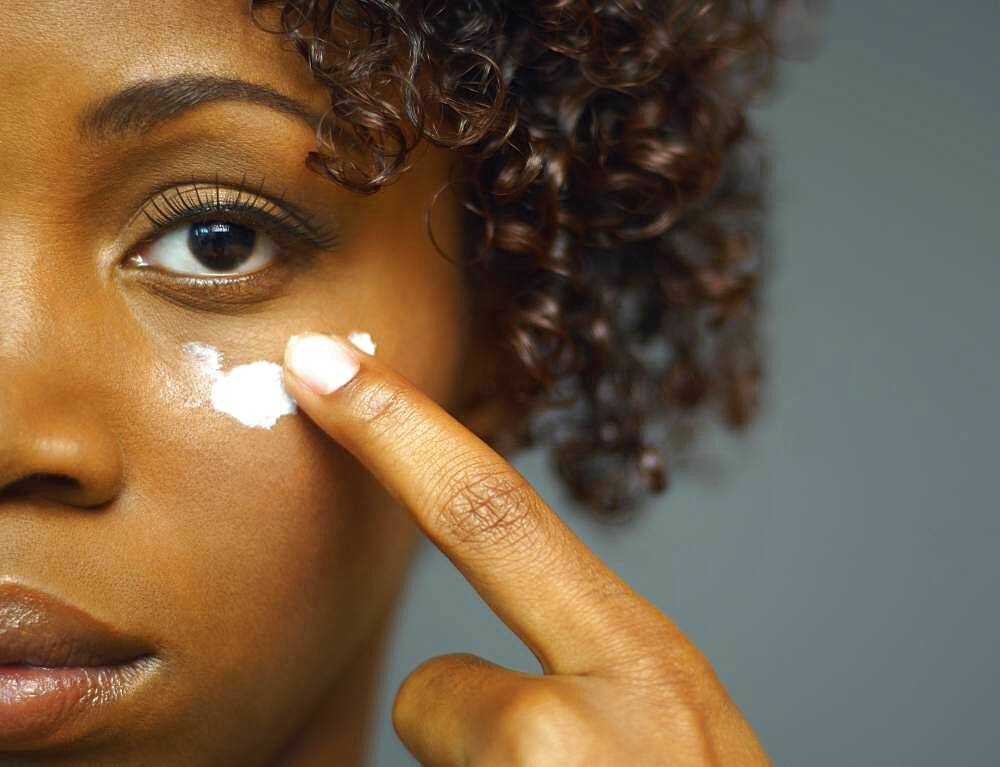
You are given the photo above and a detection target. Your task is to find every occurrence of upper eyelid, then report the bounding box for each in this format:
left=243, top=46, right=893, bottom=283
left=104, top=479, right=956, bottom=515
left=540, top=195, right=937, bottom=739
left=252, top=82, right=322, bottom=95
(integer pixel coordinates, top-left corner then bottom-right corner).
left=129, top=176, right=340, bottom=250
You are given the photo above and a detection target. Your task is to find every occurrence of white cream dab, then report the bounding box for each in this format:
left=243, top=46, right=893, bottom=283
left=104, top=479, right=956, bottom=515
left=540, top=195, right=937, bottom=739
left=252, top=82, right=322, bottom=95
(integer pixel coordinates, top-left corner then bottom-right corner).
left=181, top=331, right=376, bottom=429
left=347, top=330, right=377, bottom=355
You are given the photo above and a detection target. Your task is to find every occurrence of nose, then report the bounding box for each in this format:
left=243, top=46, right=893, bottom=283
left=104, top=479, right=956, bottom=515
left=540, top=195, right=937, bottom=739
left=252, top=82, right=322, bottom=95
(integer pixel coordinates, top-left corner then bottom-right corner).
left=0, top=378, right=124, bottom=508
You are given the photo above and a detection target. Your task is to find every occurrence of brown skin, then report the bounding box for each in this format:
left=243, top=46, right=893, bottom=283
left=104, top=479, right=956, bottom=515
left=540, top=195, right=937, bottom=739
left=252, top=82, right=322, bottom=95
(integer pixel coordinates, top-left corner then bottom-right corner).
left=1, top=2, right=769, bottom=765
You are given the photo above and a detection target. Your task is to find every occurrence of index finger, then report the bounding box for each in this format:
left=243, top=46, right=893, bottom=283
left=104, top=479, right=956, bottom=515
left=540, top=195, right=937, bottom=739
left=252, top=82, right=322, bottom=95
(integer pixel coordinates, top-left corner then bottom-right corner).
left=282, top=332, right=664, bottom=674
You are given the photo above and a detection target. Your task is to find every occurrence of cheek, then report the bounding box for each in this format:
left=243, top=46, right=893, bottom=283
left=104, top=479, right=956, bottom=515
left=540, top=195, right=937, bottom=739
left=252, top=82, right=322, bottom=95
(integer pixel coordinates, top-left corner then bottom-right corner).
left=99, top=142, right=470, bottom=745
left=115, top=359, right=416, bottom=742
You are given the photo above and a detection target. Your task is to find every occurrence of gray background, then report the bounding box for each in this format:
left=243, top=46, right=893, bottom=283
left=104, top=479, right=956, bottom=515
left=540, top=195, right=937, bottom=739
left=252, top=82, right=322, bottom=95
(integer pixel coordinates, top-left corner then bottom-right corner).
left=370, top=2, right=1000, bottom=765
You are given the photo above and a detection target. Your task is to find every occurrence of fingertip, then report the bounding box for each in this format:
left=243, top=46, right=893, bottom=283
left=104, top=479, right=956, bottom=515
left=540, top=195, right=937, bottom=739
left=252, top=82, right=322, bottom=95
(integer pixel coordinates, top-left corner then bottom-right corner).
left=284, top=332, right=361, bottom=396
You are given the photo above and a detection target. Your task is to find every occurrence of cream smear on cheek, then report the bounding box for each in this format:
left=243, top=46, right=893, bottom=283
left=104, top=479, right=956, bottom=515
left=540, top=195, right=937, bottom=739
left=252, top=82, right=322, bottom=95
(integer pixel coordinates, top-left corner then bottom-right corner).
left=181, top=331, right=376, bottom=429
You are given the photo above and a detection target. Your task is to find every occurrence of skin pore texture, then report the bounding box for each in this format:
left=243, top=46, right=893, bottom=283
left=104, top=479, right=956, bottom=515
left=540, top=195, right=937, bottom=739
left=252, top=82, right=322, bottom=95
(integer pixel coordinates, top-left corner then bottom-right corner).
left=1, top=1, right=470, bottom=764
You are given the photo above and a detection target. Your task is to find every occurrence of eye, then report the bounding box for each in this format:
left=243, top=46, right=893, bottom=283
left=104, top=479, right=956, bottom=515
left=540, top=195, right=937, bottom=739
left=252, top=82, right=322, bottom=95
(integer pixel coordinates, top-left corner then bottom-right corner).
left=138, top=219, right=277, bottom=276
left=121, top=179, right=340, bottom=309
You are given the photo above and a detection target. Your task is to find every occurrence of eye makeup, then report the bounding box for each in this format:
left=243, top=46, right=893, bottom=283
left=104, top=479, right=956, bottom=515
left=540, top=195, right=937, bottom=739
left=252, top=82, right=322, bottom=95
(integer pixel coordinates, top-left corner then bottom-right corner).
left=182, top=331, right=376, bottom=429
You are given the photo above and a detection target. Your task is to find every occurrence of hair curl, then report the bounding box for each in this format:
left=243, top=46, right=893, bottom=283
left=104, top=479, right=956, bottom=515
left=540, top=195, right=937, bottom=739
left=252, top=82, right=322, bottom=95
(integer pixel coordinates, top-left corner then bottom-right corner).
left=250, top=0, right=790, bottom=515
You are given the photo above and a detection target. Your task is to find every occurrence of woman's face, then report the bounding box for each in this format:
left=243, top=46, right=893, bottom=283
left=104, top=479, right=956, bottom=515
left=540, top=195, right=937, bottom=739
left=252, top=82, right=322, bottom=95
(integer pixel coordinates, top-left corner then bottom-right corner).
left=2, top=1, right=470, bottom=763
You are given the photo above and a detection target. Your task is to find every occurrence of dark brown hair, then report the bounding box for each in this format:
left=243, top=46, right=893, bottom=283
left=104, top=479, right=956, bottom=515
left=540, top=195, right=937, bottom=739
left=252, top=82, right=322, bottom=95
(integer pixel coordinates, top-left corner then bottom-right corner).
left=251, top=0, right=790, bottom=515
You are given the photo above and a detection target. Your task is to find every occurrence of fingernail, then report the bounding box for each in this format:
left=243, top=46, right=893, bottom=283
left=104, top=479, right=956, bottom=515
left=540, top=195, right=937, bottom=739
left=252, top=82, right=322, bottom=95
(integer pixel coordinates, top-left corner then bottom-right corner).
left=285, top=333, right=360, bottom=395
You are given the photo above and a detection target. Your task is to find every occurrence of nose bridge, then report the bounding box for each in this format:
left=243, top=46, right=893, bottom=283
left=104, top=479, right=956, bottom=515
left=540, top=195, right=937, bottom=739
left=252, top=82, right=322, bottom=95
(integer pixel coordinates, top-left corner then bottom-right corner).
left=0, top=218, right=58, bottom=361
left=1, top=28, right=132, bottom=511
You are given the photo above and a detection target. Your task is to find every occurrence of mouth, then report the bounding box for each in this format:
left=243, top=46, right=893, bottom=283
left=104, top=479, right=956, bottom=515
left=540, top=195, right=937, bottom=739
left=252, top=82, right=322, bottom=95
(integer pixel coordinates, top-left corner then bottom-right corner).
left=0, top=582, right=160, bottom=749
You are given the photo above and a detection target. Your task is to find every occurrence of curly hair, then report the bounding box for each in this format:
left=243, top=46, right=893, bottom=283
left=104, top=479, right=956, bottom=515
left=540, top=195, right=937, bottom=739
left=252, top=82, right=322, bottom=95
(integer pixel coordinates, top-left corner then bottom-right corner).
left=250, top=0, right=788, bottom=515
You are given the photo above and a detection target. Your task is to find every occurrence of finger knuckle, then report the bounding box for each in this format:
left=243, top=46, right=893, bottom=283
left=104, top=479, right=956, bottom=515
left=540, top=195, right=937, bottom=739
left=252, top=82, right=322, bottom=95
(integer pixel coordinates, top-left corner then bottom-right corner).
left=666, top=643, right=724, bottom=703
left=618, top=622, right=717, bottom=685
left=660, top=700, right=721, bottom=766
left=481, top=685, right=590, bottom=766
left=429, top=462, right=543, bottom=555
left=628, top=642, right=730, bottom=763
left=352, top=378, right=415, bottom=435
left=400, top=653, right=486, bottom=702
left=392, top=653, right=472, bottom=740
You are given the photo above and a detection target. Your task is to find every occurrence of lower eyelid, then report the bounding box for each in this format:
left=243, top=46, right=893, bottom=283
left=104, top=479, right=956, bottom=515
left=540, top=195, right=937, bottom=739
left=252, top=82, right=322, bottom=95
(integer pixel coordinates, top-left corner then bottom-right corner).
left=119, top=255, right=301, bottom=314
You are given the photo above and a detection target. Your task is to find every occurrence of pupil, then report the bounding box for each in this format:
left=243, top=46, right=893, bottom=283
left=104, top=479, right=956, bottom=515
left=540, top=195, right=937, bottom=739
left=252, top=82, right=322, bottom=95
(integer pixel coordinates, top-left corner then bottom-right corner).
left=187, top=221, right=256, bottom=271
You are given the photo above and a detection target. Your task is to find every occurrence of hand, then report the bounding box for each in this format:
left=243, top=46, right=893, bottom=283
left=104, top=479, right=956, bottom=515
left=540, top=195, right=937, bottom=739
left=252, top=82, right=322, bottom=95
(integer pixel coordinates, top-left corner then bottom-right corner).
left=282, top=332, right=771, bottom=767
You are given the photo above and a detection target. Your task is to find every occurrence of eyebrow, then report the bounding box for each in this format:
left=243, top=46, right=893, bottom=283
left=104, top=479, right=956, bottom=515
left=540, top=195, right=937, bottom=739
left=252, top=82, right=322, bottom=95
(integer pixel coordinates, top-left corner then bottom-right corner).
left=78, top=74, right=322, bottom=141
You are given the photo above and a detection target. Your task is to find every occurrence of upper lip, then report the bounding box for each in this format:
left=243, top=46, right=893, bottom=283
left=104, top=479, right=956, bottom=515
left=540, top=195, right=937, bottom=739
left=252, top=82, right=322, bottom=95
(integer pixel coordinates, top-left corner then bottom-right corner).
left=0, top=583, right=152, bottom=667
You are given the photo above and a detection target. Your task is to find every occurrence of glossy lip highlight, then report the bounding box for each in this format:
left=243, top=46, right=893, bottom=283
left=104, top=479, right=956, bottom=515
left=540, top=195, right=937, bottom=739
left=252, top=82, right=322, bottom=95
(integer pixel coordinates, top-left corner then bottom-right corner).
left=0, top=583, right=159, bottom=749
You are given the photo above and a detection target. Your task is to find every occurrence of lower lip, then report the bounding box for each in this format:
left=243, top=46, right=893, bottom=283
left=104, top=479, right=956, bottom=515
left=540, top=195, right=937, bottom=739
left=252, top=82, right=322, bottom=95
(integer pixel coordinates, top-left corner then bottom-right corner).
left=0, top=658, right=157, bottom=745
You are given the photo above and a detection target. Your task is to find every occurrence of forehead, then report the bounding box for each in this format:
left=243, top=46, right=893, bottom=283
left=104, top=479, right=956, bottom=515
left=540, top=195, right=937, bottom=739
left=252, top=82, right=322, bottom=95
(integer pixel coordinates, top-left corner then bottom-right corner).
left=0, top=1, right=326, bottom=137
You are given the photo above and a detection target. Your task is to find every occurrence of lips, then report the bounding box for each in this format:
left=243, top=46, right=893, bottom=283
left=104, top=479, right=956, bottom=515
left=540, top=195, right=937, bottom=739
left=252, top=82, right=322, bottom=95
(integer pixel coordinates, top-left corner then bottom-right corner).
left=0, top=585, right=151, bottom=667
left=0, top=582, right=159, bottom=747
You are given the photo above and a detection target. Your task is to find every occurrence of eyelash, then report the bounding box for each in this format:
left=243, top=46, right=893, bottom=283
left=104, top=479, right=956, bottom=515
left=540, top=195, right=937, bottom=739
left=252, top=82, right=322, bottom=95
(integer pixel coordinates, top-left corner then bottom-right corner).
left=137, top=174, right=340, bottom=255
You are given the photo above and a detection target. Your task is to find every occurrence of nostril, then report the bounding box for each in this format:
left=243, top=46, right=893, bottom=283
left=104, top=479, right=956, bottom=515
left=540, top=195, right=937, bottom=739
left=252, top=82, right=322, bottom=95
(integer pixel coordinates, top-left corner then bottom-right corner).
left=0, top=412, right=124, bottom=508
left=1, top=472, right=82, bottom=499
left=32, top=473, right=81, bottom=487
